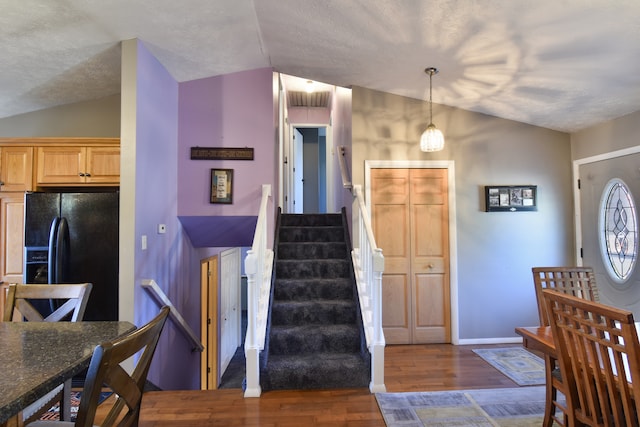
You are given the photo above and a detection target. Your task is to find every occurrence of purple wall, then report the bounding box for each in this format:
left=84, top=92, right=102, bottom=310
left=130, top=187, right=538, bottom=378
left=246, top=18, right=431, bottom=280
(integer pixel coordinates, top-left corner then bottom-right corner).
left=132, top=56, right=280, bottom=389
left=178, top=68, right=277, bottom=218
left=134, top=41, right=200, bottom=390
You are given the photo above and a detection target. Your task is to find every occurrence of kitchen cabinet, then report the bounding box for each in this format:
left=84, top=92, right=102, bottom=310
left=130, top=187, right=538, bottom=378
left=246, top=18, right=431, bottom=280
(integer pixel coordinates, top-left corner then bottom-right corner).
left=36, top=145, right=120, bottom=185
left=0, top=146, right=33, bottom=192
left=0, top=193, right=25, bottom=285
left=0, top=282, right=8, bottom=320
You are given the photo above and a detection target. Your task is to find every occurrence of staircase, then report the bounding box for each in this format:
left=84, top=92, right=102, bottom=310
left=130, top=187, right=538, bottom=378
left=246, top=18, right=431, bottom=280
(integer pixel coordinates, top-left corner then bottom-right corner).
left=259, top=211, right=370, bottom=391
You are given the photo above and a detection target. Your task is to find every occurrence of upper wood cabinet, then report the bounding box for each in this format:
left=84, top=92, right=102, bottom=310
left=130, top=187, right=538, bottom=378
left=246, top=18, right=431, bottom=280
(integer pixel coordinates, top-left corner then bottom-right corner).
left=36, top=145, right=120, bottom=185
left=0, top=146, right=33, bottom=192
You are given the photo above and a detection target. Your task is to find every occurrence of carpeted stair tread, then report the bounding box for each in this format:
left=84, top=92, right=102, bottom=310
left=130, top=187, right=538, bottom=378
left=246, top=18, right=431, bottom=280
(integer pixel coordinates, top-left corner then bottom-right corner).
left=261, top=211, right=370, bottom=391
left=261, top=353, right=370, bottom=390
left=275, top=259, right=350, bottom=279
left=271, top=300, right=357, bottom=325
left=280, top=214, right=342, bottom=227
left=278, top=226, right=344, bottom=243
left=268, top=324, right=362, bottom=354
left=277, top=242, right=348, bottom=259
left=273, top=278, right=353, bottom=301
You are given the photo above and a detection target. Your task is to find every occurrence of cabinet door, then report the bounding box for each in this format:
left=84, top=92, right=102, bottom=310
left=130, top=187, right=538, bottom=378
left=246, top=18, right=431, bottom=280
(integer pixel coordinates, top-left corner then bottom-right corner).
left=0, top=193, right=24, bottom=284
left=85, top=146, right=120, bottom=184
left=0, top=146, right=33, bottom=192
left=37, top=146, right=85, bottom=184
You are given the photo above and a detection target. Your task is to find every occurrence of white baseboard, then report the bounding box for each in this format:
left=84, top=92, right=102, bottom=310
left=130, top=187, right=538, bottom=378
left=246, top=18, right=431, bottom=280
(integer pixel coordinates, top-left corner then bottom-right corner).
left=457, top=337, right=523, bottom=345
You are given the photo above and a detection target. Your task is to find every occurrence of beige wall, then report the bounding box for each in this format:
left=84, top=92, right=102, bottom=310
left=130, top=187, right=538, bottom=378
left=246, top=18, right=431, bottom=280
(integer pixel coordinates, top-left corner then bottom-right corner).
left=571, top=110, right=640, bottom=159
left=352, top=86, right=573, bottom=341
left=0, top=94, right=120, bottom=137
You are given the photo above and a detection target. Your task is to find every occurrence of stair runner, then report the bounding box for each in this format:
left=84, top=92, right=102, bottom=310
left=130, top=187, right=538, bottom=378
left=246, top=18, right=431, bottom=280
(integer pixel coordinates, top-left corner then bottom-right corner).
left=259, top=211, right=370, bottom=390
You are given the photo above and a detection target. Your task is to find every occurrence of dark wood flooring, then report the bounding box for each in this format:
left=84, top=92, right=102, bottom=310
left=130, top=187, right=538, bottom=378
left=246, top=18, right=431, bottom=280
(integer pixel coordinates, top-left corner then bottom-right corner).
left=135, top=343, right=527, bottom=426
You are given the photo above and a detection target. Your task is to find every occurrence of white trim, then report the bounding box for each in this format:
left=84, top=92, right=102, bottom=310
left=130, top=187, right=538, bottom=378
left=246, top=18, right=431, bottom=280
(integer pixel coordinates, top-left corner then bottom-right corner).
left=459, top=337, right=523, bottom=345
left=364, top=160, right=459, bottom=344
left=573, top=146, right=640, bottom=265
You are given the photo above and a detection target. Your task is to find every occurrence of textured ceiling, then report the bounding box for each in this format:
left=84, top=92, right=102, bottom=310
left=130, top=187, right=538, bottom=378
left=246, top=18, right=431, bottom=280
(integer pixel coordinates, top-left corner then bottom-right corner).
left=2, top=0, right=640, bottom=132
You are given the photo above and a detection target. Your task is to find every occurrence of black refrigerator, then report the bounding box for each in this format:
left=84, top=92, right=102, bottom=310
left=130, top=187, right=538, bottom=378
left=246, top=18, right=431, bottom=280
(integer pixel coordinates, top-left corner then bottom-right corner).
left=23, top=191, right=119, bottom=321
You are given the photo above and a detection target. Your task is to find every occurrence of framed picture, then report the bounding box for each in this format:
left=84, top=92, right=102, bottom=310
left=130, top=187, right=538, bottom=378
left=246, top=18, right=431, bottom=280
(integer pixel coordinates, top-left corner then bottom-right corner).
left=210, top=169, right=233, bottom=204
left=485, top=185, right=537, bottom=212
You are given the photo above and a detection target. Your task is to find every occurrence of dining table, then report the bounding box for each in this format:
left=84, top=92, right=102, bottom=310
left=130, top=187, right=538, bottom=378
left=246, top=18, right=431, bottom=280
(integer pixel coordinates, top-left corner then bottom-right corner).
left=0, top=320, right=135, bottom=427
left=514, top=325, right=556, bottom=357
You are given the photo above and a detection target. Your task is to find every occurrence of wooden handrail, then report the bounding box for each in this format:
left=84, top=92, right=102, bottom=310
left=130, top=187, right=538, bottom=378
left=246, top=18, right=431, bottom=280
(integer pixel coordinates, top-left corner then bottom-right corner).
left=141, top=279, right=204, bottom=352
left=338, top=146, right=352, bottom=190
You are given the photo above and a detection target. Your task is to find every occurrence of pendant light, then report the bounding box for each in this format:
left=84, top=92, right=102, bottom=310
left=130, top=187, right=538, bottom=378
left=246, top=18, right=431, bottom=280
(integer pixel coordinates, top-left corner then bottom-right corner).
left=420, top=67, right=445, bottom=152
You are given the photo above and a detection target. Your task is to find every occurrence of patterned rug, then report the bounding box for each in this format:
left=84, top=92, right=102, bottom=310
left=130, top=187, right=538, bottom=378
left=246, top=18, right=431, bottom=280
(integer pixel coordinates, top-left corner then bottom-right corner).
left=376, top=386, right=547, bottom=426
left=40, top=391, right=112, bottom=421
left=472, top=347, right=545, bottom=386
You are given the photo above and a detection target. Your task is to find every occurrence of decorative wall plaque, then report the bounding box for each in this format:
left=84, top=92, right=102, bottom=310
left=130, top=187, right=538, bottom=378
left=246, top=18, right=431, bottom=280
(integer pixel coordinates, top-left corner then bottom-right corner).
left=191, top=147, right=254, bottom=160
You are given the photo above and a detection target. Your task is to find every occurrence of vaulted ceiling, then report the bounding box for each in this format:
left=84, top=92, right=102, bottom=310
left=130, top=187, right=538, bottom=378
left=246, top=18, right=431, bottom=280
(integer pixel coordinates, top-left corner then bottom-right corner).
left=2, top=0, right=640, bottom=133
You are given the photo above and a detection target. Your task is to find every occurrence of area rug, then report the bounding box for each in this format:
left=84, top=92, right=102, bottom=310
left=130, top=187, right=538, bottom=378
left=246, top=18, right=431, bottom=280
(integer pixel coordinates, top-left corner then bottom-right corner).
left=472, top=347, right=545, bottom=386
left=40, top=391, right=112, bottom=421
left=376, top=386, right=547, bottom=426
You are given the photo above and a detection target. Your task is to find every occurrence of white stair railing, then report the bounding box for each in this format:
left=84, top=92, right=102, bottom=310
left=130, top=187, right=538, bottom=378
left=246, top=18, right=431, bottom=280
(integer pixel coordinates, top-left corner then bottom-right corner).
left=351, top=184, right=386, bottom=393
left=243, top=184, right=273, bottom=397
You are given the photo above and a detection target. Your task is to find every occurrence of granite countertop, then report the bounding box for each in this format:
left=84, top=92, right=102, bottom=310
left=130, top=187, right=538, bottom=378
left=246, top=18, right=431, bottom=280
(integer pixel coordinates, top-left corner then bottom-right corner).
left=0, top=321, right=135, bottom=423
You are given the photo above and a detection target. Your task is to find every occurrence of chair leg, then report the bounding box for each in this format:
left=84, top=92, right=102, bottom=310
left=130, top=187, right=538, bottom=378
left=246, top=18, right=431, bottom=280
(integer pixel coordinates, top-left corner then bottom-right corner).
left=543, top=356, right=556, bottom=427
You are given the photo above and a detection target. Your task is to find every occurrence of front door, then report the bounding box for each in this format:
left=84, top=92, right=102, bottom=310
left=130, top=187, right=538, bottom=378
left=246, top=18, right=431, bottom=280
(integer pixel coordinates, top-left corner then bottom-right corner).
left=371, top=168, right=451, bottom=344
left=578, top=153, right=640, bottom=315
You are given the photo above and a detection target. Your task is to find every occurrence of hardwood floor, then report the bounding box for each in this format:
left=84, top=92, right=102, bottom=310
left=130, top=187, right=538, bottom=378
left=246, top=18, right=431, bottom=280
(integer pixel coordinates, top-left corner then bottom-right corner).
left=136, top=343, right=525, bottom=426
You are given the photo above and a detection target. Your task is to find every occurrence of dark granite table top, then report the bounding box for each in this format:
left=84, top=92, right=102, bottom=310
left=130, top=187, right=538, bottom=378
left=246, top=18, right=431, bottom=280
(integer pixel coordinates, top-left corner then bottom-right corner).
left=0, top=321, right=135, bottom=424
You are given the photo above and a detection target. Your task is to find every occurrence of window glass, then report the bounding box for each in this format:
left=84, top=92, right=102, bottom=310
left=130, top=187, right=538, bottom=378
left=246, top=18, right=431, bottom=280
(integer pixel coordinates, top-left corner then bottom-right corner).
left=599, top=178, right=638, bottom=283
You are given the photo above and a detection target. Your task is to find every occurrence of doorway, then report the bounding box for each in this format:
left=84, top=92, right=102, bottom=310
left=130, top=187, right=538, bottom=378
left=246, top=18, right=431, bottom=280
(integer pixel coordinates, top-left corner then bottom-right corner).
left=199, top=248, right=242, bottom=390
left=285, top=125, right=330, bottom=213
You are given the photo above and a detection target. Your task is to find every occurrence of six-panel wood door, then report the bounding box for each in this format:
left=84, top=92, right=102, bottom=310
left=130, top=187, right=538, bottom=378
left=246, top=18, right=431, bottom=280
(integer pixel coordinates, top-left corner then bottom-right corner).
left=371, top=168, right=450, bottom=344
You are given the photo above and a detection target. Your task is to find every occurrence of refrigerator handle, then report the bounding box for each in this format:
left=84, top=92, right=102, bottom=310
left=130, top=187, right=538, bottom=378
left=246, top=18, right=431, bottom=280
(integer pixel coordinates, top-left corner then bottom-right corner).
left=47, top=217, right=59, bottom=284
left=55, top=217, right=69, bottom=284
left=48, top=217, right=70, bottom=284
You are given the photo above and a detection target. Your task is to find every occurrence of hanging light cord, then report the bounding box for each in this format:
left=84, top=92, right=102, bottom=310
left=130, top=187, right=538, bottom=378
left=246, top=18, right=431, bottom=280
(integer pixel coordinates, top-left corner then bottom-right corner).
left=429, top=71, right=433, bottom=125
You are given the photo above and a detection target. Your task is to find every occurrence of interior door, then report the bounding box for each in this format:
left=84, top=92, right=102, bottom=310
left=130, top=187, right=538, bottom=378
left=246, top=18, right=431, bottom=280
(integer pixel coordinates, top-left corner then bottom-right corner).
left=291, top=128, right=304, bottom=213
left=200, top=256, right=218, bottom=390
left=410, top=169, right=450, bottom=342
left=371, top=168, right=450, bottom=344
left=371, top=168, right=411, bottom=343
left=220, top=247, right=241, bottom=377
left=579, top=153, right=640, bottom=316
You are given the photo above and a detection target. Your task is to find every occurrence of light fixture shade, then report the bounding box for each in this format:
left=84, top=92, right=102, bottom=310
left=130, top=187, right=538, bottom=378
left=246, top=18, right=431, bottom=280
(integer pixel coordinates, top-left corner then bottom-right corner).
left=420, top=124, right=445, bottom=152
left=305, top=80, right=314, bottom=93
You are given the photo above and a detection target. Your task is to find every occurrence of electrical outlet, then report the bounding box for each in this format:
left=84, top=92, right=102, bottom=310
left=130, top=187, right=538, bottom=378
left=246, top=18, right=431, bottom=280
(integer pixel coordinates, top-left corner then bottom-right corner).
left=158, top=224, right=166, bottom=234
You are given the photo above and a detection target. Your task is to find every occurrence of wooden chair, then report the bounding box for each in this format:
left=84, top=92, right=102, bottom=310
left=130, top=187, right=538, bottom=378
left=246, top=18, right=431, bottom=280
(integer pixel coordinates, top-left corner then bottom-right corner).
left=543, top=289, right=640, bottom=426
left=3, top=283, right=93, bottom=322
left=532, top=266, right=599, bottom=427
left=28, top=306, right=170, bottom=427
left=3, top=283, right=93, bottom=424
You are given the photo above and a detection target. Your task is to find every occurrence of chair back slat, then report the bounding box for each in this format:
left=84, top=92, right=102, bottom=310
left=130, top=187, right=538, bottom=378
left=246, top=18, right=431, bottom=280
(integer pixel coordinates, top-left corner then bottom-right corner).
left=543, top=289, right=640, bottom=426
left=532, top=267, right=598, bottom=327
left=3, top=283, right=93, bottom=322
left=75, top=306, right=170, bottom=427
